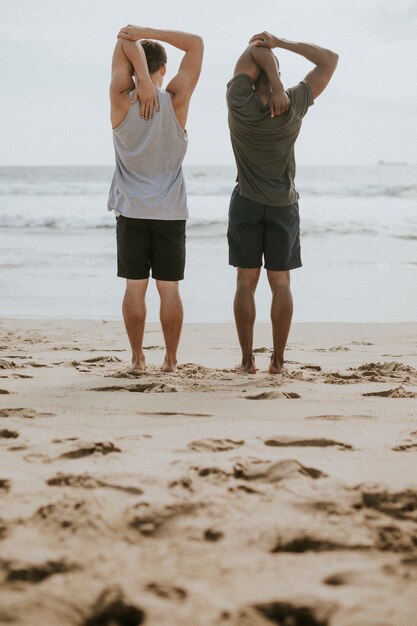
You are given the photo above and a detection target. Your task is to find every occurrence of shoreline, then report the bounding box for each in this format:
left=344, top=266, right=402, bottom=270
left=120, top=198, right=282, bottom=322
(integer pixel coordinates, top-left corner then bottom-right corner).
left=1, top=319, right=417, bottom=624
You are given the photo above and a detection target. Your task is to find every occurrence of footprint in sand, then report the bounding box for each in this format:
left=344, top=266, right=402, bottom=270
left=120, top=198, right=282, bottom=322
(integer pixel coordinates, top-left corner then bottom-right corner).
left=324, top=372, right=361, bottom=384
left=137, top=411, right=212, bottom=417
left=128, top=501, right=197, bottom=536
left=305, top=414, right=375, bottom=421
left=271, top=534, right=367, bottom=554
left=83, top=588, right=145, bottom=626
left=374, top=524, right=417, bottom=553
left=2, top=559, right=78, bottom=583
left=24, top=442, right=121, bottom=464
left=53, top=360, right=90, bottom=372
left=324, top=569, right=376, bottom=586
left=263, top=435, right=353, bottom=450
left=0, top=479, right=11, bottom=492
left=392, top=443, right=417, bottom=451
left=109, top=370, right=147, bottom=379
left=0, top=359, right=18, bottom=369
left=355, top=361, right=417, bottom=384
left=52, top=437, right=79, bottom=443
left=0, top=428, right=19, bottom=439
left=46, top=472, right=143, bottom=495
left=23, top=453, right=51, bottom=464
left=82, top=356, right=123, bottom=365
left=168, top=476, right=194, bottom=492
left=58, top=442, right=121, bottom=459
left=233, top=459, right=326, bottom=482
left=363, top=386, right=416, bottom=398
left=351, top=340, right=374, bottom=346
left=34, top=497, right=114, bottom=536
left=146, top=582, right=187, bottom=601
left=204, top=528, right=224, bottom=542
left=23, top=361, right=51, bottom=368
left=315, top=346, right=350, bottom=352
left=55, top=356, right=123, bottom=371
left=0, top=373, right=33, bottom=379
left=358, top=487, right=417, bottom=522
left=300, top=364, right=322, bottom=371
left=90, top=383, right=178, bottom=393
left=239, top=600, right=335, bottom=626
left=245, top=391, right=301, bottom=400
left=0, top=408, right=54, bottom=419
left=192, top=466, right=230, bottom=481
left=188, top=438, right=244, bottom=452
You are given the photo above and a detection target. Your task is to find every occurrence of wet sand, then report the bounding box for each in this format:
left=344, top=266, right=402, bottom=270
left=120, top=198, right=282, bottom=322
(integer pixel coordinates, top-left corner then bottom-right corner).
left=1, top=319, right=417, bottom=625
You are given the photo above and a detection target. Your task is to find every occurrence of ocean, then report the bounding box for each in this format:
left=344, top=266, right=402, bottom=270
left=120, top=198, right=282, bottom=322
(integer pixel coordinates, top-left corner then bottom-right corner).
left=0, top=164, right=416, bottom=322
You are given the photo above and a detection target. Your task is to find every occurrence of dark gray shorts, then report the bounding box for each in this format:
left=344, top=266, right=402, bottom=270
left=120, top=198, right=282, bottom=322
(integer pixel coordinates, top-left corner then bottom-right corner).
left=116, top=215, right=186, bottom=281
left=227, top=188, right=302, bottom=271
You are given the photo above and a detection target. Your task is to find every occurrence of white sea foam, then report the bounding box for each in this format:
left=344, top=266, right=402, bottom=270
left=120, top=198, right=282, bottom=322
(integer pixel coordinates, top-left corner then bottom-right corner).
left=1, top=164, right=417, bottom=198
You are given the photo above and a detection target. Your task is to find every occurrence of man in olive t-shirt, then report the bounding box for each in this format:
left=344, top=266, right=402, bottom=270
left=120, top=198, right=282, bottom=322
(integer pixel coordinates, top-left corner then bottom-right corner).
left=227, top=31, right=338, bottom=373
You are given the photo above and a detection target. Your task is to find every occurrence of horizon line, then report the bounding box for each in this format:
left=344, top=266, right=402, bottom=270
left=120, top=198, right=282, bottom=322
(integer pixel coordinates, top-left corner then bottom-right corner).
left=0, top=162, right=414, bottom=168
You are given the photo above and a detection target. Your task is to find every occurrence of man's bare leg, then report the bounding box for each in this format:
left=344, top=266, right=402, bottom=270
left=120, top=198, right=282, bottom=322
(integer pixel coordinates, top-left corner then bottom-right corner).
left=233, top=268, right=261, bottom=373
left=267, top=270, right=293, bottom=374
left=156, top=280, right=183, bottom=372
left=122, top=279, right=149, bottom=371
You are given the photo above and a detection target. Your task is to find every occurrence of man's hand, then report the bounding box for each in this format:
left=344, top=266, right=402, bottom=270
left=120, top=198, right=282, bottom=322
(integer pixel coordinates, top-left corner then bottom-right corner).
left=131, top=78, right=159, bottom=120
left=270, top=89, right=290, bottom=117
left=117, top=25, right=145, bottom=41
left=249, top=32, right=278, bottom=49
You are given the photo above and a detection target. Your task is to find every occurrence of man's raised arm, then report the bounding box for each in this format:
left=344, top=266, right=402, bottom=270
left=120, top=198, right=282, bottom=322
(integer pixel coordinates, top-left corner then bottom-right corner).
left=109, top=38, right=159, bottom=127
left=233, top=45, right=290, bottom=117
left=250, top=32, right=339, bottom=100
left=118, top=25, right=204, bottom=129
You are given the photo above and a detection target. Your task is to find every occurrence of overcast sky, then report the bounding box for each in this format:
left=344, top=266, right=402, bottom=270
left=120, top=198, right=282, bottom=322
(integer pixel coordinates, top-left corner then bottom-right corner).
left=1, top=0, right=416, bottom=166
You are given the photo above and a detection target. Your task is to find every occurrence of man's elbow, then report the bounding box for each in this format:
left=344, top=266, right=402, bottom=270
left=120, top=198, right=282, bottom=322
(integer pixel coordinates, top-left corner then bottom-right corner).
left=191, top=35, right=204, bottom=54
left=328, top=50, right=339, bottom=68
left=249, top=44, right=275, bottom=68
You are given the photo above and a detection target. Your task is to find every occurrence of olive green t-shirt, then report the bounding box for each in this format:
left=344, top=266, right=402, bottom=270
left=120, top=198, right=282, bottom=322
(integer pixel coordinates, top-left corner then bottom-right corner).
left=227, top=73, right=314, bottom=207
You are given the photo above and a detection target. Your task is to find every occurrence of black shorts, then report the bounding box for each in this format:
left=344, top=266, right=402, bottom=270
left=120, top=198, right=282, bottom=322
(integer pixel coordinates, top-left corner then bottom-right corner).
left=116, top=215, right=186, bottom=281
left=227, top=188, right=302, bottom=271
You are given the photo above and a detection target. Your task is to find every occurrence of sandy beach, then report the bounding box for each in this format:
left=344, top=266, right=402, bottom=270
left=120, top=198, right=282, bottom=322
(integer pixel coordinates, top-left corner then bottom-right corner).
left=1, top=319, right=417, bottom=625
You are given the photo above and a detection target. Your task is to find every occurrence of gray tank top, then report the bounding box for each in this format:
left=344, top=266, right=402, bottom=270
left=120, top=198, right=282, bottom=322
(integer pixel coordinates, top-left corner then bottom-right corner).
left=107, top=89, right=188, bottom=220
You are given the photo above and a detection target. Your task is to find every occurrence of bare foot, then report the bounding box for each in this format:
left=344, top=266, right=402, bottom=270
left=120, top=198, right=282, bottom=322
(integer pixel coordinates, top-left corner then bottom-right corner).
left=128, top=359, right=146, bottom=373
left=161, top=358, right=177, bottom=373
left=269, top=358, right=286, bottom=374
left=235, top=357, right=257, bottom=374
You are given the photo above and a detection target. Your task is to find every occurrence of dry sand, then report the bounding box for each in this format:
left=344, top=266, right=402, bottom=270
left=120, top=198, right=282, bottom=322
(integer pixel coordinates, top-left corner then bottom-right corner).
left=0, top=319, right=417, bottom=626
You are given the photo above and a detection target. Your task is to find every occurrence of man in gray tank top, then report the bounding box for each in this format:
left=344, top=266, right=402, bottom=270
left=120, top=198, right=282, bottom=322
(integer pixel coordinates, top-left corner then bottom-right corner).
left=227, top=32, right=338, bottom=373
left=108, top=24, right=203, bottom=372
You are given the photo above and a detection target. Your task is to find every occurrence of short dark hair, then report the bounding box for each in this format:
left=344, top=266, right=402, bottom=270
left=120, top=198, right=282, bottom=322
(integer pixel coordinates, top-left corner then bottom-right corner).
left=140, top=40, right=167, bottom=74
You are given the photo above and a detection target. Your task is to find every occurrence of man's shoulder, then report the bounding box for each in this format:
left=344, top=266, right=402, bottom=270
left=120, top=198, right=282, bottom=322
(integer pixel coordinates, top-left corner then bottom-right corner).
left=287, top=81, right=314, bottom=104
left=286, top=80, right=314, bottom=118
left=227, top=73, right=255, bottom=107
left=227, top=73, right=253, bottom=88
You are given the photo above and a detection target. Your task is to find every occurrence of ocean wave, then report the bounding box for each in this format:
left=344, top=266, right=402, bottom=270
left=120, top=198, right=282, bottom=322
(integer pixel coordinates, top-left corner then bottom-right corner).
left=1, top=183, right=416, bottom=198
left=298, top=184, right=417, bottom=198
left=0, top=216, right=415, bottom=240
left=394, top=234, right=417, bottom=241
left=0, top=184, right=108, bottom=197
left=1, top=164, right=417, bottom=200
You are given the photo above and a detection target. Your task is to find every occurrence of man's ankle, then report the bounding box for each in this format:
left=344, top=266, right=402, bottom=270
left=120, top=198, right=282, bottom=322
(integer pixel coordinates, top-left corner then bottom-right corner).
left=162, top=354, right=177, bottom=373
